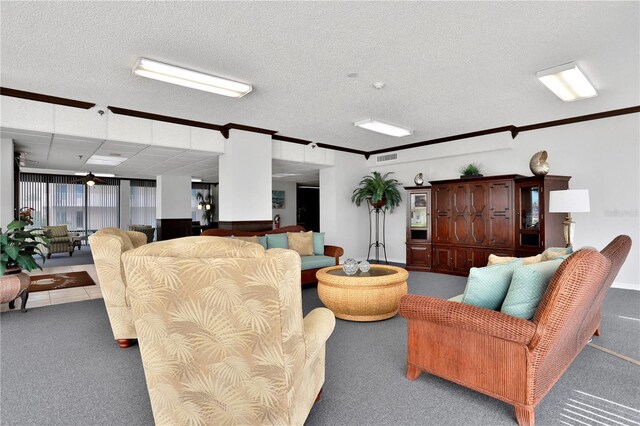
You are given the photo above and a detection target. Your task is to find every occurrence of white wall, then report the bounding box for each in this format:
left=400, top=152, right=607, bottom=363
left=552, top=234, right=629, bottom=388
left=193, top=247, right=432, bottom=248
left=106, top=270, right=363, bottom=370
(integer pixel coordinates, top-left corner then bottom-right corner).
left=0, top=138, right=14, bottom=227
left=272, top=181, right=297, bottom=227
left=320, top=151, right=370, bottom=260
left=156, top=175, right=191, bottom=219
left=218, top=130, right=272, bottom=221
left=363, top=114, right=639, bottom=290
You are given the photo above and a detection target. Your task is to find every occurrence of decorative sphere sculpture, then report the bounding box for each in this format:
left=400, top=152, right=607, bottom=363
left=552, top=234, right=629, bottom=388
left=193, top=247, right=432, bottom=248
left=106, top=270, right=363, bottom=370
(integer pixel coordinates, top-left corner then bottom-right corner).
left=342, top=258, right=359, bottom=275
left=358, top=260, right=371, bottom=273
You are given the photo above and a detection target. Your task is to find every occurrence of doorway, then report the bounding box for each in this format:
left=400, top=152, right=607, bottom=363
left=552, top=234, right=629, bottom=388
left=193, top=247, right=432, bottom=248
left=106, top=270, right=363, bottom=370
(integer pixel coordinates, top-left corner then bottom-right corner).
left=296, top=186, right=319, bottom=232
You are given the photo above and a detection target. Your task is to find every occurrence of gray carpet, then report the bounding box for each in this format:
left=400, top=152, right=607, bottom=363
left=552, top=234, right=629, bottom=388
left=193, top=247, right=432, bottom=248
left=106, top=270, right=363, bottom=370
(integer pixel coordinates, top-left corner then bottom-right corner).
left=36, top=246, right=95, bottom=268
left=1, top=272, right=638, bottom=426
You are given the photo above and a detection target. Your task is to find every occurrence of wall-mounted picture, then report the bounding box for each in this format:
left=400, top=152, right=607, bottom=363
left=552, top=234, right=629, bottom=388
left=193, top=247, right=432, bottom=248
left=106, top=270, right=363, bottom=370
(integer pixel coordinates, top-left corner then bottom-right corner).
left=272, top=190, right=285, bottom=209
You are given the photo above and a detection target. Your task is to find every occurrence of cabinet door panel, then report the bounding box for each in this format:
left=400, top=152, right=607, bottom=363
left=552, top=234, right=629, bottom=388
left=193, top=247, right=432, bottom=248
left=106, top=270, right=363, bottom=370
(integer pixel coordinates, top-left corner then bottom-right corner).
left=452, top=184, right=469, bottom=215
left=469, top=184, right=487, bottom=215
left=488, top=215, right=512, bottom=247
left=434, top=214, right=451, bottom=243
left=407, top=244, right=431, bottom=269
left=471, top=249, right=488, bottom=268
left=453, top=215, right=469, bottom=244
left=433, top=185, right=451, bottom=215
left=488, top=181, right=512, bottom=216
left=432, top=246, right=451, bottom=270
left=452, top=247, right=472, bottom=273
left=470, top=214, right=486, bottom=245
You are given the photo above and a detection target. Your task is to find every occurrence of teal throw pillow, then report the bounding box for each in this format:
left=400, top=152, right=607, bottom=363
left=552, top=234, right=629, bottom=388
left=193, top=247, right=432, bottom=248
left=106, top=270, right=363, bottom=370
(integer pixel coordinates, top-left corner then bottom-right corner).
left=461, top=259, right=523, bottom=310
left=313, top=232, right=325, bottom=255
left=266, top=233, right=288, bottom=249
left=500, top=258, right=564, bottom=320
left=257, top=236, right=268, bottom=250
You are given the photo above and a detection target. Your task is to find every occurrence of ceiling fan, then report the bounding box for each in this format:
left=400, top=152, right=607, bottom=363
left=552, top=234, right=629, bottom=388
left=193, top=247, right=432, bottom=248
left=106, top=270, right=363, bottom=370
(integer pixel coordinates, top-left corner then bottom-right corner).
left=71, top=172, right=108, bottom=186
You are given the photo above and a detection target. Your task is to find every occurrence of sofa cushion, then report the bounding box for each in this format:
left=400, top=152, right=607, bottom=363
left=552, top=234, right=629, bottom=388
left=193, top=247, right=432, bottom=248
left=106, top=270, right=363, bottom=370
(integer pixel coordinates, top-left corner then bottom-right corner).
left=288, top=231, right=314, bottom=256
left=501, top=258, right=564, bottom=320
left=541, top=246, right=573, bottom=261
left=97, top=227, right=134, bottom=252
left=461, top=259, right=523, bottom=310
left=313, top=232, right=325, bottom=255
left=236, top=236, right=259, bottom=244
left=44, top=225, right=69, bottom=238
left=487, top=253, right=542, bottom=266
left=267, top=233, right=288, bottom=249
left=300, top=255, right=336, bottom=271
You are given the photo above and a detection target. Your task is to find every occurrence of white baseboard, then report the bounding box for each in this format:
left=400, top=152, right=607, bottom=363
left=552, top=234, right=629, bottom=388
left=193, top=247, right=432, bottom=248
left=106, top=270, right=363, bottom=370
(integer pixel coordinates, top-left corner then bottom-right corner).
left=612, top=281, right=640, bottom=291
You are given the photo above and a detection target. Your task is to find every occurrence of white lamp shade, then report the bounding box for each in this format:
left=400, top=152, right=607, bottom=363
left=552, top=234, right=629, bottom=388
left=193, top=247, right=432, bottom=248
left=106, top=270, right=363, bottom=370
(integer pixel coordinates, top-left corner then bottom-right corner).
left=549, top=189, right=590, bottom=213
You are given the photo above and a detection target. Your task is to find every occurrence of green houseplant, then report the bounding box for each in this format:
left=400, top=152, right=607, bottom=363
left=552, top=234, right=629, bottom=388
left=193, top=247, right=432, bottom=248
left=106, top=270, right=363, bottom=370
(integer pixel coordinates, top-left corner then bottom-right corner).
left=351, top=171, right=403, bottom=212
left=459, top=162, right=483, bottom=178
left=1, top=220, right=49, bottom=275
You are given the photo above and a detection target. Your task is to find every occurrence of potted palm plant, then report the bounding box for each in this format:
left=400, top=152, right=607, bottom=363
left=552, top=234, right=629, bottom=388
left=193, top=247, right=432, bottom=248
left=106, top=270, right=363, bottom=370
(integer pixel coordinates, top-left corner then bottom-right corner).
left=351, top=171, right=403, bottom=212
left=195, top=192, right=215, bottom=225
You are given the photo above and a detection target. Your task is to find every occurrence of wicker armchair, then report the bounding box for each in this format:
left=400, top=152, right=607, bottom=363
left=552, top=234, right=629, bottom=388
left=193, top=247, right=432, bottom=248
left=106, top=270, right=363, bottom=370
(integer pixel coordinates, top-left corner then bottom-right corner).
left=88, top=227, right=148, bottom=348
left=399, top=235, right=631, bottom=426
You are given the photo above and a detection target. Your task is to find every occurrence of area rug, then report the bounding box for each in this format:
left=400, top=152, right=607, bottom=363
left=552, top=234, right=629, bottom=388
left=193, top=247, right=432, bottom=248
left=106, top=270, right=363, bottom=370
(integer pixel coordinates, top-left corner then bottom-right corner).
left=28, top=271, right=96, bottom=293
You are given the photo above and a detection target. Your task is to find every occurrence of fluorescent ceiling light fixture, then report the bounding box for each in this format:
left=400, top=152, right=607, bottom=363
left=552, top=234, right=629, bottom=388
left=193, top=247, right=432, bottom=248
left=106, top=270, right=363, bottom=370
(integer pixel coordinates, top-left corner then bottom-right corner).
left=354, top=119, right=413, bottom=137
left=133, top=57, right=252, bottom=98
left=191, top=178, right=203, bottom=182
left=536, top=62, right=597, bottom=102
left=75, top=172, right=115, bottom=177
left=272, top=173, right=301, bottom=178
left=86, top=155, right=128, bottom=166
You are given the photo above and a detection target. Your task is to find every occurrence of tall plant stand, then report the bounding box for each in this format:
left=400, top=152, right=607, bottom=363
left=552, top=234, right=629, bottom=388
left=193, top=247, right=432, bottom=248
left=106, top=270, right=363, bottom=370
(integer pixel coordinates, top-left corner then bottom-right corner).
left=367, top=205, right=388, bottom=264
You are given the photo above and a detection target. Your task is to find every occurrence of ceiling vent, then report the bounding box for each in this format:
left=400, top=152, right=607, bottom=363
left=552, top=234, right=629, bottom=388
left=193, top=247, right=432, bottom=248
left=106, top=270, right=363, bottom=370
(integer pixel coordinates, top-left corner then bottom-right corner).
left=376, top=153, right=398, bottom=163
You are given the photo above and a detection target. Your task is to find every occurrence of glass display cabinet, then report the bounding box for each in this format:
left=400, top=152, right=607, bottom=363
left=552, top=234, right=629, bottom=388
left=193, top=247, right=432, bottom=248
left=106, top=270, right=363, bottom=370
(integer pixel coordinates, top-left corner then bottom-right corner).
left=405, top=186, right=431, bottom=271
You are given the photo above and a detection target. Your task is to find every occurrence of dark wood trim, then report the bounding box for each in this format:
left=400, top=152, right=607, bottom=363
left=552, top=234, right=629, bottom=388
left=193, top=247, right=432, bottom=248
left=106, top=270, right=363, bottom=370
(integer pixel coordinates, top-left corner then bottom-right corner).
left=368, top=126, right=516, bottom=156
left=403, top=185, right=432, bottom=190
left=107, top=106, right=223, bottom=131
left=157, top=218, right=193, bottom=241
left=316, top=142, right=369, bottom=156
left=221, top=123, right=278, bottom=139
left=272, top=134, right=312, bottom=145
left=516, top=105, right=640, bottom=133
left=0, top=87, right=95, bottom=109
left=429, top=174, right=525, bottom=185
left=217, top=220, right=273, bottom=232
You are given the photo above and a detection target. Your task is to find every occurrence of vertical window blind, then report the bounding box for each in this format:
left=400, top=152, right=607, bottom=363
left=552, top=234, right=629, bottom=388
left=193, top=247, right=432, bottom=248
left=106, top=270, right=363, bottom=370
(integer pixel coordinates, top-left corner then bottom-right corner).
left=130, top=180, right=156, bottom=226
left=19, top=173, right=120, bottom=232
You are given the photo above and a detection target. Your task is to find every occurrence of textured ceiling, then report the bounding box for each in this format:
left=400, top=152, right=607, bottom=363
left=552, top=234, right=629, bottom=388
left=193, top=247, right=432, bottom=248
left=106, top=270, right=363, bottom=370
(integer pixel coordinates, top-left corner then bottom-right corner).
left=1, top=1, right=638, bottom=155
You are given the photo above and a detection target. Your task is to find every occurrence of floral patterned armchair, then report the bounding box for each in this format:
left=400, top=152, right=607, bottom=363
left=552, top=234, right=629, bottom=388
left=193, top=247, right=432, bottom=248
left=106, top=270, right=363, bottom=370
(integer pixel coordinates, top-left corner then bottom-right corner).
left=122, top=236, right=336, bottom=425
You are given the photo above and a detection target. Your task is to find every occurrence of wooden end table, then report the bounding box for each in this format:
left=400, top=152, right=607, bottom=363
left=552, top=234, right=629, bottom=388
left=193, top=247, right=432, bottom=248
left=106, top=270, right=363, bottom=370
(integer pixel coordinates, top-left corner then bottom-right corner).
left=316, top=264, right=409, bottom=322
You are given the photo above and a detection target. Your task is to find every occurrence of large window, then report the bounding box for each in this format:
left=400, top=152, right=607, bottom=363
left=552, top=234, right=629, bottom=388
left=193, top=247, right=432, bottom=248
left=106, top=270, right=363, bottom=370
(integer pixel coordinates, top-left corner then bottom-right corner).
left=130, top=180, right=156, bottom=226
left=20, top=173, right=120, bottom=232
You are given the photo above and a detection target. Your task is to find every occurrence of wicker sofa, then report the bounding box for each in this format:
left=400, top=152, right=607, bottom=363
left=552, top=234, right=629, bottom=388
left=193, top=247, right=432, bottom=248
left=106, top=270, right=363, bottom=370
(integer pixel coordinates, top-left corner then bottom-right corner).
left=399, top=235, right=631, bottom=426
left=202, top=225, right=344, bottom=285
left=88, top=227, right=148, bottom=348
left=122, top=236, right=336, bottom=425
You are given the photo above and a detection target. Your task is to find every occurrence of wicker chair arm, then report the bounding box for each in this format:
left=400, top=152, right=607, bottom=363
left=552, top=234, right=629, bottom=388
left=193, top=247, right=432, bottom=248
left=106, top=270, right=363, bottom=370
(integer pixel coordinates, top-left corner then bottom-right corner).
left=303, top=308, right=336, bottom=362
left=399, top=294, right=536, bottom=344
left=324, top=245, right=344, bottom=262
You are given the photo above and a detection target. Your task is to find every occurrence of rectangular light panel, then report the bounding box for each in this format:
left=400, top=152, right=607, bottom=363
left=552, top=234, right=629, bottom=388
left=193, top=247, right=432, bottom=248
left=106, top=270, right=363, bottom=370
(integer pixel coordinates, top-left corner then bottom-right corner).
left=354, top=119, right=413, bottom=137
left=536, top=62, right=597, bottom=102
left=86, top=155, right=128, bottom=166
left=133, top=58, right=252, bottom=98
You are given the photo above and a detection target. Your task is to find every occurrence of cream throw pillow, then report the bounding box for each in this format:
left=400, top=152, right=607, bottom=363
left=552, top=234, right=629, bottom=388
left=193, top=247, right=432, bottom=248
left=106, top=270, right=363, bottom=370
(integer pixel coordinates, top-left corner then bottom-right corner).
left=287, top=231, right=314, bottom=256
left=236, top=236, right=259, bottom=245
left=487, top=253, right=542, bottom=266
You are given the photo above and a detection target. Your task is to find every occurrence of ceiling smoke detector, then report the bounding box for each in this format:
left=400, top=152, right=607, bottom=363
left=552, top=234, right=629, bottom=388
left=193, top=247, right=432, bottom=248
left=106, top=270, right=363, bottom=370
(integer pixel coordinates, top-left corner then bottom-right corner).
left=373, top=82, right=385, bottom=89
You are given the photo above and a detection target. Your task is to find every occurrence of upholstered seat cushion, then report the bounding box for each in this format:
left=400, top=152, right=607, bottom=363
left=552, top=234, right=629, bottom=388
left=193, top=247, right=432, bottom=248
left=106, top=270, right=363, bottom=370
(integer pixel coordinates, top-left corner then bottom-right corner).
left=300, top=255, right=336, bottom=270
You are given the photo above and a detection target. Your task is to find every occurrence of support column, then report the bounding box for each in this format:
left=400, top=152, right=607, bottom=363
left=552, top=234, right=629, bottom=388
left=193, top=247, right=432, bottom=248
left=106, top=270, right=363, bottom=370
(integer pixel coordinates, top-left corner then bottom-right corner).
left=119, top=180, right=131, bottom=230
left=218, top=130, right=272, bottom=232
left=156, top=175, right=192, bottom=240
left=0, top=138, right=15, bottom=227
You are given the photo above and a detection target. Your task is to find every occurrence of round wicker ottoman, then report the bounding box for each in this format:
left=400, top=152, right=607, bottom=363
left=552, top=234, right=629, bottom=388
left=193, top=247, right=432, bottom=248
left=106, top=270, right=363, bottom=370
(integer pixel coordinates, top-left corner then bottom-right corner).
left=316, top=265, right=408, bottom=322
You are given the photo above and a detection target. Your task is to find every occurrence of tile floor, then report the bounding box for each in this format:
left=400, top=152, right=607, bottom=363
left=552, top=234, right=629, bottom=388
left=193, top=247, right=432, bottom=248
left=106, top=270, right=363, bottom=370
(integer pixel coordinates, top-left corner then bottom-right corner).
left=0, top=264, right=101, bottom=312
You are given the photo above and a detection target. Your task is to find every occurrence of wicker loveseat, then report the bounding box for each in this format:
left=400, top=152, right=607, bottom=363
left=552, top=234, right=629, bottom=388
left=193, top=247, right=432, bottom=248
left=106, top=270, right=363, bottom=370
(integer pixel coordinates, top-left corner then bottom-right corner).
left=88, top=227, right=148, bottom=348
left=40, top=225, right=78, bottom=258
left=122, top=236, right=336, bottom=425
left=202, top=225, right=344, bottom=285
left=399, top=235, right=631, bottom=426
